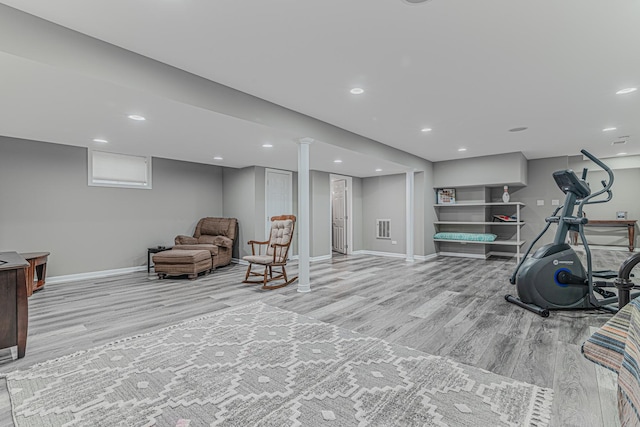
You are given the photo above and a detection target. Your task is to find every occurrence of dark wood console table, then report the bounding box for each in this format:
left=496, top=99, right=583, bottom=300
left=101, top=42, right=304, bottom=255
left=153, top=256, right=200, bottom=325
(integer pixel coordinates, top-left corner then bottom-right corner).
left=148, top=246, right=172, bottom=273
left=0, top=251, right=29, bottom=359
left=21, top=251, right=50, bottom=297
left=570, top=219, right=637, bottom=251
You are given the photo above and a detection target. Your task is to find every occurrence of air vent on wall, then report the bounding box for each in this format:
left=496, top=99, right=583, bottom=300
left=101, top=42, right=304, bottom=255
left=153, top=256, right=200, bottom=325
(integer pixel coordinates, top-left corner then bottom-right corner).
left=376, top=219, right=391, bottom=239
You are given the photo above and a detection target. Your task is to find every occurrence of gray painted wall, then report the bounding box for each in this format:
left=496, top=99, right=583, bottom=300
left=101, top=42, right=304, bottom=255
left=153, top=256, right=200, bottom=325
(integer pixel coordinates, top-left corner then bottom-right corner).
left=254, top=166, right=267, bottom=242
left=351, top=177, right=364, bottom=252
left=568, top=155, right=640, bottom=248
left=311, top=170, right=331, bottom=257
left=223, top=166, right=300, bottom=259
left=433, top=152, right=528, bottom=188
left=222, top=166, right=256, bottom=260
left=362, top=174, right=406, bottom=254
left=0, top=136, right=223, bottom=276
left=419, top=167, right=437, bottom=256
left=491, top=157, right=568, bottom=255
left=515, top=155, right=640, bottom=251
left=414, top=171, right=426, bottom=256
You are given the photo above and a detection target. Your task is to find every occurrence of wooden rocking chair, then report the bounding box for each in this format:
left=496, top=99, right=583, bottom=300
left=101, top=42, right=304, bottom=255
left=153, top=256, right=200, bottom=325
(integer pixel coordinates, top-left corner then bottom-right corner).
left=242, top=215, right=298, bottom=290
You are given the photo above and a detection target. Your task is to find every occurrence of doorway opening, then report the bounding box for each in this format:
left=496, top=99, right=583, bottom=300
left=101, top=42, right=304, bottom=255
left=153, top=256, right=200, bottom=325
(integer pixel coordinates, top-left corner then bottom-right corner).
left=330, top=174, right=353, bottom=256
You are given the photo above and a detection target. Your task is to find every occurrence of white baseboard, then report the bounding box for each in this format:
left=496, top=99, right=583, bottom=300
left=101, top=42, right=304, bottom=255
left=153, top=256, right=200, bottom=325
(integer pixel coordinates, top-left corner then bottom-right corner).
left=232, top=254, right=332, bottom=265
left=310, top=254, right=332, bottom=262
left=47, top=266, right=147, bottom=285
left=351, top=250, right=437, bottom=262
left=49, top=251, right=441, bottom=284
left=414, top=253, right=439, bottom=261
left=352, top=250, right=406, bottom=259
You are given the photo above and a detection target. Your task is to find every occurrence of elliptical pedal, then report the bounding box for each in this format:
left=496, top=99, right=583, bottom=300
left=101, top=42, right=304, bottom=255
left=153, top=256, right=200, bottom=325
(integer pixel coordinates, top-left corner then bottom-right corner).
left=593, top=287, right=616, bottom=299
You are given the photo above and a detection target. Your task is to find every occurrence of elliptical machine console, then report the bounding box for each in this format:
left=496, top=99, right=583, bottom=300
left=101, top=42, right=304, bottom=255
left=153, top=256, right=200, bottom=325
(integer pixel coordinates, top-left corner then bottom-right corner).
left=506, top=149, right=624, bottom=317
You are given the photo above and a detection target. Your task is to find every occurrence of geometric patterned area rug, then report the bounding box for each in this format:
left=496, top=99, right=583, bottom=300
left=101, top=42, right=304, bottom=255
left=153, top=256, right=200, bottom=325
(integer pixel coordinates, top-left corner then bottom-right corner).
left=2, top=302, right=553, bottom=426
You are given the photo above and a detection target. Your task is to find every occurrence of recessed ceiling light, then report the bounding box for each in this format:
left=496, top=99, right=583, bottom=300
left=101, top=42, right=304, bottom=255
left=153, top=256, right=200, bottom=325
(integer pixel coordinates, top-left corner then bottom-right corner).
left=458, top=148, right=467, bottom=152
left=262, top=144, right=273, bottom=148
left=92, top=138, right=108, bottom=143
left=375, top=168, right=382, bottom=172
left=350, top=88, right=364, bottom=95
left=617, top=152, right=628, bottom=156
left=127, top=114, right=146, bottom=121
left=334, top=159, right=343, bottom=163
left=616, top=87, right=637, bottom=95
left=213, top=156, right=223, bottom=161
left=602, top=127, right=617, bottom=132
left=508, top=127, right=528, bottom=132
left=421, top=128, right=432, bottom=132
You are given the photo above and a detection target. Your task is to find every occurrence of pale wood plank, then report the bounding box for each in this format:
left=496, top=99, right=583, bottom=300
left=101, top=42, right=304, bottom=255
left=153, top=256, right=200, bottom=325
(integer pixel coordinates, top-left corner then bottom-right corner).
left=0, top=251, right=625, bottom=426
left=551, top=342, right=604, bottom=427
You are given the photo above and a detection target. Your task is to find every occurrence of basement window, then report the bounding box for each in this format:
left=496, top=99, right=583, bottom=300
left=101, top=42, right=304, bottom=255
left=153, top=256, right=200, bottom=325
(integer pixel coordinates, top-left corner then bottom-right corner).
left=88, top=150, right=152, bottom=189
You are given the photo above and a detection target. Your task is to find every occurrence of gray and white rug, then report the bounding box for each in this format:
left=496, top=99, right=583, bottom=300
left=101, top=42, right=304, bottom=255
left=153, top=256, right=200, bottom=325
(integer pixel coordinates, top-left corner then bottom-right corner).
left=2, top=302, right=552, bottom=426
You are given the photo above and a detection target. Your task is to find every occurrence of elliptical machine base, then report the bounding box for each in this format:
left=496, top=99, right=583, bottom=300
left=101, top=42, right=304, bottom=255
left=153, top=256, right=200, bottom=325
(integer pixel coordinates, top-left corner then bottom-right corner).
left=505, top=243, right=594, bottom=317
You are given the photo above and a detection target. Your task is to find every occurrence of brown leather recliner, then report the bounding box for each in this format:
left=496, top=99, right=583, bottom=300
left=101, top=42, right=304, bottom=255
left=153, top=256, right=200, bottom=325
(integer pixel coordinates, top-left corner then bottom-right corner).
left=174, top=217, right=238, bottom=268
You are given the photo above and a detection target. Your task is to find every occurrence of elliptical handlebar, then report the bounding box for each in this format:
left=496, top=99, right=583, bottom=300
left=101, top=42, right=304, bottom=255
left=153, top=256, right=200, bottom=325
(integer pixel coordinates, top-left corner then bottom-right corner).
left=579, top=149, right=614, bottom=209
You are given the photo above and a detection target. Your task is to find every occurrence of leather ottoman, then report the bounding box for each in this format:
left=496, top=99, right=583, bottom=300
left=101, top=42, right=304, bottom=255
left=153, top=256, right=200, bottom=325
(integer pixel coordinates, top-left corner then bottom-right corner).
left=153, top=249, right=212, bottom=280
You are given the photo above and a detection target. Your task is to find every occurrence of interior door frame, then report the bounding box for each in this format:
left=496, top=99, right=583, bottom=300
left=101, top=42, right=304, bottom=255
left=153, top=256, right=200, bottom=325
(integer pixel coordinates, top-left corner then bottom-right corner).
left=329, top=174, right=353, bottom=255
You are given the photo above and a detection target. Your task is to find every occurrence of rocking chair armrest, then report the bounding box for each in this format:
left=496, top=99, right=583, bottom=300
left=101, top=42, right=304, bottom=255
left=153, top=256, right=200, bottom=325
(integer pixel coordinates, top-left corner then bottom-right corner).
left=248, top=239, right=270, bottom=256
left=247, top=239, right=270, bottom=245
left=270, top=242, right=290, bottom=248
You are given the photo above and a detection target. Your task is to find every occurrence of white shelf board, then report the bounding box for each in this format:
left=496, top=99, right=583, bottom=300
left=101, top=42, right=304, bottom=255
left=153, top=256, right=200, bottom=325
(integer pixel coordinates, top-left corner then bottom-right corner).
left=434, top=221, right=525, bottom=226
left=434, top=202, right=525, bottom=207
left=433, top=239, right=527, bottom=246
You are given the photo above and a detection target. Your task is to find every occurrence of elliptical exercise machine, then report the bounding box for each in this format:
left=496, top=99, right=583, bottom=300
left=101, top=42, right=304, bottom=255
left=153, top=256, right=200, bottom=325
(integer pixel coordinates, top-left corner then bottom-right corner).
left=506, top=149, right=640, bottom=317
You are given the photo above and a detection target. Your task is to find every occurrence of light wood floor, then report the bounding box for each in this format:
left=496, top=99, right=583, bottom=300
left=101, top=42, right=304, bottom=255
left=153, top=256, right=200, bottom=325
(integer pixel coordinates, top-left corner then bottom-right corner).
left=1, top=250, right=633, bottom=427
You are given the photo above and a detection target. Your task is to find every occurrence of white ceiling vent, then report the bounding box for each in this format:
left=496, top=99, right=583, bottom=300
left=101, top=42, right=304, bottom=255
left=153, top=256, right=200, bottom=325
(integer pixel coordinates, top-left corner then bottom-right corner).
left=403, top=0, right=431, bottom=4
left=611, top=140, right=627, bottom=145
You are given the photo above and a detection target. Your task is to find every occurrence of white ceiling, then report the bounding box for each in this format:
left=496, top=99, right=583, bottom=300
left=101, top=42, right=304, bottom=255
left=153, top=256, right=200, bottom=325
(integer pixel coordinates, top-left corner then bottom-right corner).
left=0, top=0, right=639, bottom=176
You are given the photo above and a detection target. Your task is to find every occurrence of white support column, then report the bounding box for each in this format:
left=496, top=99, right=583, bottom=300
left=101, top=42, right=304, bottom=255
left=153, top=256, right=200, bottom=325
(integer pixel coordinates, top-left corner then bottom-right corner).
left=297, top=137, right=313, bottom=292
left=406, top=170, right=415, bottom=262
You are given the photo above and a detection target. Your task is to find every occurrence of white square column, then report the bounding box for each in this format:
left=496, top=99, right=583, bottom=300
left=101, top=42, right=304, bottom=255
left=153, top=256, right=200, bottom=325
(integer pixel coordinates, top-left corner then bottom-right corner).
left=406, top=170, right=415, bottom=262
left=296, top=137, right=313, bottom=292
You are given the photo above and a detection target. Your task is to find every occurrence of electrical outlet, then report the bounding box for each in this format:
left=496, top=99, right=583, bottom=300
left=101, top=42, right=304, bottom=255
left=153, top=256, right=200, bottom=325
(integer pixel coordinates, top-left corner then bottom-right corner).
left=552, top=199, right=559, bottom=206
left=391, top=241, right=397, bottom=245
left=537, top=200, right=544, bottom=206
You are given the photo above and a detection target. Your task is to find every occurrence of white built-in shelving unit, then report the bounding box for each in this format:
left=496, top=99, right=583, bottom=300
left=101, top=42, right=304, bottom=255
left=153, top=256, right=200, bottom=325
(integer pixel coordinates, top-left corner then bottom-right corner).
left=433, top=191, right=526, bottom=262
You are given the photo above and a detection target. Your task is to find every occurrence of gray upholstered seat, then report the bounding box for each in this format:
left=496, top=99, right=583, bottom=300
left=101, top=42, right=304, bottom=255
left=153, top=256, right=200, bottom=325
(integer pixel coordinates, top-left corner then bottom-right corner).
left=174, top=217, right=237, bottom=268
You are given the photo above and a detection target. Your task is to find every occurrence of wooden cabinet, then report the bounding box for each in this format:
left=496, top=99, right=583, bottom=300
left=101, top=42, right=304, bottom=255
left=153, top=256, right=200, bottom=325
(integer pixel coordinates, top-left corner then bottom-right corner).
left=0, top=252, right=29, bottom=359
left=433, top=187, right=526, bottom=262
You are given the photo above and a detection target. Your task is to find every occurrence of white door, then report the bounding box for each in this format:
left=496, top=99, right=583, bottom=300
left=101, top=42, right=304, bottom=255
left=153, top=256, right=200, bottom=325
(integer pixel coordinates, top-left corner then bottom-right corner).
left=265, top=169, right=293, bottom=239
left=332, top=179, right=347, bottom=254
